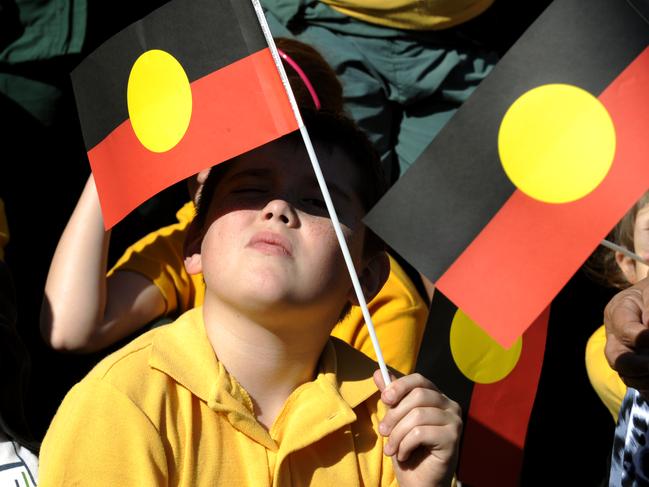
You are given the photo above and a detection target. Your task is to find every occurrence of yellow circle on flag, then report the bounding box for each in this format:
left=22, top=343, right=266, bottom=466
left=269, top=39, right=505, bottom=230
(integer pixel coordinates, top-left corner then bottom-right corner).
left=498, top=84, right=616, bottom=203
left=127, top=49, right=192, bottom=153
left=449, top=309, right=523, bottom=384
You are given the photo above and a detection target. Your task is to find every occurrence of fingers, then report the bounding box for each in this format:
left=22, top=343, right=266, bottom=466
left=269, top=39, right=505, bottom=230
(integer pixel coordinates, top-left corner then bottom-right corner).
left=379, top=380, right=456, bottom=434
left=605, top=276, right=649, bottom=328
left=383, top=408, right=459, bottom=462
left=373, top=370, right=439, bottom=406
left=604, top=284, right=649, bottom=371
left=373, top=369, right=397, bottom=393
left=613, top=350, right=649, bottom=385
left=606, top=293, right=644, bottom=337
left=374, top=371, right=462, bottom=463
left=640, top=279, right=649, bottom=327
left=603, top=281, right=649, bottom=397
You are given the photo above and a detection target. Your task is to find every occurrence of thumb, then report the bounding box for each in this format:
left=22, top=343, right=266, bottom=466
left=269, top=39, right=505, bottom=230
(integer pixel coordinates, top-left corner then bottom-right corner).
left=373, top=369, right=397, bottom=393
left=641, top=278, right=649, bottom=326
left=373, top=369, right=387, bottom=392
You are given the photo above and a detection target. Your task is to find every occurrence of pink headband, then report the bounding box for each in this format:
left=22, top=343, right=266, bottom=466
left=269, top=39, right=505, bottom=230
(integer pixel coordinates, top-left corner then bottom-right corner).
left=277, top=48, right=321, bottom=110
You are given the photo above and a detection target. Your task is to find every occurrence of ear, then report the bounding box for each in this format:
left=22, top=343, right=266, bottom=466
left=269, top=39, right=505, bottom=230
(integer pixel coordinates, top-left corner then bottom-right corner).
left=183, top=220, right=204, bottom=276
left=615, top=250, right=638, bottom=284
left=348, top=251, right=390, bottom=305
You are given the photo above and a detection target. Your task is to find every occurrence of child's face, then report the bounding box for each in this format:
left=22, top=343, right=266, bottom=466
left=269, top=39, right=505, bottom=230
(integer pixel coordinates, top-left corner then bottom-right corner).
left=193, top=136, right=367, bottom=323
left=618, top=202, right=649, bottom=284
left=631, top=203, right=649, bottom=282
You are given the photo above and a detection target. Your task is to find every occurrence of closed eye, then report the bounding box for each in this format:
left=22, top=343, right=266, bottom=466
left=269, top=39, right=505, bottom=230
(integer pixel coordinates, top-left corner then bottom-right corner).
left=302, top=197, right=327, bottom=210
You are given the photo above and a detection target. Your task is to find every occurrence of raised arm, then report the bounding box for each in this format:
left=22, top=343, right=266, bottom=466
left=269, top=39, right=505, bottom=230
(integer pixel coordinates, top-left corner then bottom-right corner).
left=40, top=175, right=165, bottom=353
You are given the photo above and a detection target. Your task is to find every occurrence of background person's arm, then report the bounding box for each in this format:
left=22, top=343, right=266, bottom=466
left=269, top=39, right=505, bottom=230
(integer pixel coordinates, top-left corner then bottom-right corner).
left=40, top=175, right=165, bottom=353
left=604, top=276, right=649, bottom=399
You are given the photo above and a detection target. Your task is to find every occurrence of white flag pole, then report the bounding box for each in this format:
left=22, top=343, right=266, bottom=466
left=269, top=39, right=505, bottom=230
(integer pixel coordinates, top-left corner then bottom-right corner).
left=251, top=0, right=392, bottom=386
left=600, top=239, right=648, bottom=266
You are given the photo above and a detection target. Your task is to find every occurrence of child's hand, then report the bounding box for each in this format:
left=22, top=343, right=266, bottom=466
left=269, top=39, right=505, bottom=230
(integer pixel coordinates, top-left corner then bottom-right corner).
left=374, top=370, right=461, bottom=487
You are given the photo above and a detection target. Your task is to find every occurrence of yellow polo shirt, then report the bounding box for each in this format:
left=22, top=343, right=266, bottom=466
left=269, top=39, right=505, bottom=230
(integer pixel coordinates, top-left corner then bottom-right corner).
left=109, top=202, right=427, bottom=374
left=321, top=0, right=494, bottom=31
left=39, top=307, right=397, bottom=486
left=108, top=202, right=204, bottom=315
left=585, top=324, right=627, bottom=420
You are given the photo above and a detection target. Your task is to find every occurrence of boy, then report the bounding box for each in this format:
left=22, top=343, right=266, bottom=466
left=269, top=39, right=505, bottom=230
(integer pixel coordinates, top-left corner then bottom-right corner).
left=39, top=111, right=461, bottom=486
left=41, top=38, right=427, bottom=377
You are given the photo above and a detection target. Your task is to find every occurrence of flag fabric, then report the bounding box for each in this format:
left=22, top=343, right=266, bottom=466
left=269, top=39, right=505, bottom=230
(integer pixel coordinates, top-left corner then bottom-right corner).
left=364, top=0, right=649, bottom=347
left=417, top=291, right=548, bottom=486
left=72, top=0, right=298, bottom=229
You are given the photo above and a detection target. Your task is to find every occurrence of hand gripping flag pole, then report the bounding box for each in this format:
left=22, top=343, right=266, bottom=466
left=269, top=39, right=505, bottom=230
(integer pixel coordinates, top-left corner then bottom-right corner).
left=251, top=0, right=392, bottom=387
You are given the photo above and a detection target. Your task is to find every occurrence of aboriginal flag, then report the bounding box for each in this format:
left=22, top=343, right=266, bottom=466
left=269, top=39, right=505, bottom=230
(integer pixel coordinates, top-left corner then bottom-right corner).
left=72, top=0, right=298, bottom=229
left=417, top=291, right=548, bottom=486
left=365, top=0, right=649, bottom=347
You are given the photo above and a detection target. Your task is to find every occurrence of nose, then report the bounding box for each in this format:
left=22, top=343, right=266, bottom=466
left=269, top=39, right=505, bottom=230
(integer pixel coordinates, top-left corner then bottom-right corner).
left=261, top=199, right=298, bottom=226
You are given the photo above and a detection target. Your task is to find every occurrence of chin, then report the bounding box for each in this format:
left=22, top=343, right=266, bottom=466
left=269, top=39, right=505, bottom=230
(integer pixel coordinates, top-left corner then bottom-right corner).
left=237, top=280, right=296, bottom=306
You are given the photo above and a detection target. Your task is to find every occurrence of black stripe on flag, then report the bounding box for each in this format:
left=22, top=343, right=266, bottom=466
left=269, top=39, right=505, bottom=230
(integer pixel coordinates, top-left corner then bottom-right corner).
left=364, top=0, right=649, bottom=283
left=415, top=292, right=473, bottom=414
left=71, top=0, right=267, bottom=150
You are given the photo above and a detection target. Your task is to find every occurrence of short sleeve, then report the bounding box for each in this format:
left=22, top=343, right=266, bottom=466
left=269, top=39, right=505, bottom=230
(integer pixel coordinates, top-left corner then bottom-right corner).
left=39, top=379, right=168, bottom=486
left=108, top=203, right=204, bottom=316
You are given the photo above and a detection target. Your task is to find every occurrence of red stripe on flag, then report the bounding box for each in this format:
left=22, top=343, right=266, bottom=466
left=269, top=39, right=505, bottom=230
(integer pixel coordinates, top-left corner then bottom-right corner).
left=458, top=307, right=549, bottom=486
left=437, top=47, right=649, bottom=347
left=89, top=48, right=298, bottom=229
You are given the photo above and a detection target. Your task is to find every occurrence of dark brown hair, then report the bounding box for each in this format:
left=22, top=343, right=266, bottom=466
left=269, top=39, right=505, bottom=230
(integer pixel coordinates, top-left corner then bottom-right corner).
left=194, top=37, right=386, bottom=235
left=190, top=39, right=386, bottom=320
left=194, top=110, right=387, bottom=322
left=275, top=37, right=344, bottom=114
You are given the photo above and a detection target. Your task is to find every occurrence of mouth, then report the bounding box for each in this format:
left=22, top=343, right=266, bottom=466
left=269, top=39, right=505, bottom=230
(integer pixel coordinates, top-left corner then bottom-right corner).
left=247, top=231, right=293, bottom=257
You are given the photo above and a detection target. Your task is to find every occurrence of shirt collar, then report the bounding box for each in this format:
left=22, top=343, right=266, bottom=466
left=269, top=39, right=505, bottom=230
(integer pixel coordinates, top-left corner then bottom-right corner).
left=176, top=201, right=195, bottom=224
left=149, top=307, right=219, bottom=403
left=148, top=307, right=380, bottom=413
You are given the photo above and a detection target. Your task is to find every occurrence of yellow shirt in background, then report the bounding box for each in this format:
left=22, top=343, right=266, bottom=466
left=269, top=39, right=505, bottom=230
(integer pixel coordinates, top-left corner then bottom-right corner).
left=110, top=202, right=428, bottom=374
left=39, top=307, right=397, bottom=486
left=322, top=0, right=494, bottom=30
left=108, top=202, right=203, bottom=314
left=331, top=251, right=427, bottom=374
left=585, top=324, right=626, bottom=420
